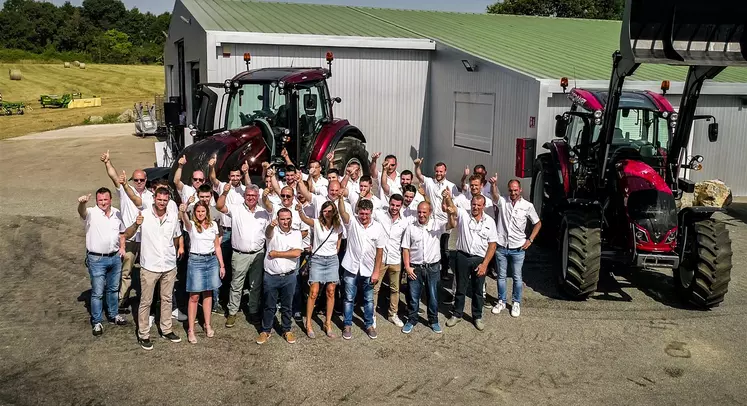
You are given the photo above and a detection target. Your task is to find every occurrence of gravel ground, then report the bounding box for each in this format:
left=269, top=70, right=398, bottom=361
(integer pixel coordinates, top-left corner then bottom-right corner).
left=0, top=126, right=745, bottom=406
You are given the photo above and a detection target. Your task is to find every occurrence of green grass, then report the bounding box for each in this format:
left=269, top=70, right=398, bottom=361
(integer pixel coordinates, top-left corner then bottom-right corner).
left=0, top=62, right=164, bottom=139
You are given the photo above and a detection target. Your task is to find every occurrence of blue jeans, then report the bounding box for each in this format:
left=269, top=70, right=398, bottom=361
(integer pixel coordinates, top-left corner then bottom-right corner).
left=496, top=247, right=525, bottom=304
left=86, top=253, right=122, bottom=325
left=408, top=263, right=440, bottom=326
left=343, top=271, right=374, bottom=329
left=261, top=271, right=297, bottom=334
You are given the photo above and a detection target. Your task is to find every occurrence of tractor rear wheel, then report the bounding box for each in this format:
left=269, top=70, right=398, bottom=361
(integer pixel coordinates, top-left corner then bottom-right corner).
left=556, top=211, right=601, bottom=299
left=674, top=219, right=732, bottom=308
left=530, top=155, right=560, bottom=245
left=330, top=137, right=370, bottom=176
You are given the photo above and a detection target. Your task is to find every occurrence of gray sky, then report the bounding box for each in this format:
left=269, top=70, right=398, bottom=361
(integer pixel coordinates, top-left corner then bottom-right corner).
left=8, top=0, right=494, bottom=14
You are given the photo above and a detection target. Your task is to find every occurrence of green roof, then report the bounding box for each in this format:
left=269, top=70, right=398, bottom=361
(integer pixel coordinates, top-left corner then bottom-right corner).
left=182, top=0, right=747, bottom=83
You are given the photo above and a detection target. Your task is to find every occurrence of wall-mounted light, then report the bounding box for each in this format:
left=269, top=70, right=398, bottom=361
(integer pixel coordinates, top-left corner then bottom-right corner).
left=180, top=15, right=191, bottom=24
left=461, top=59, right=478, bottom=72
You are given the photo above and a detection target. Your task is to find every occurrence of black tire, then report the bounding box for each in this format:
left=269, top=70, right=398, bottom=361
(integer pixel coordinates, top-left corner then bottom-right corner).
left=330, top=136, right=369, bottom=176
left=530, top=154, right=560, bottom=245
left=674, top=219, right=732, bottom=308
left=556, top=211, right=601, bottom=299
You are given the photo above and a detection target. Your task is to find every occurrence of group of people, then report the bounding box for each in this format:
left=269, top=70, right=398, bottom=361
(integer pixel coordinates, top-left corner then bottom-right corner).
left=79, top=148, right=541, bottom=350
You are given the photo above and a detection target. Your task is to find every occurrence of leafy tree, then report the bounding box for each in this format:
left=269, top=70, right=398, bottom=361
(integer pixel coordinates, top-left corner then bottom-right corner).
left=488, top=0, right=623, bottom=20
left=94, top=29, right=133, bottom=63
left=82, top=0, right=127, bottom=32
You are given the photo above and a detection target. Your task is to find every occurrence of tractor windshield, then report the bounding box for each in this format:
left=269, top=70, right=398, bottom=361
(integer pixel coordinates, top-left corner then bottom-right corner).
left=225, top=82, right=287, bottom=130
left=586, top=108, right=671, bottom=153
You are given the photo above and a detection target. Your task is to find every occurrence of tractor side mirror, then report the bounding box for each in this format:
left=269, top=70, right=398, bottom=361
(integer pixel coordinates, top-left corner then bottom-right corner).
left=708, top=122, right=718, bottom=142
left=332, top=97, right=342, bottom=104
left=554, top=115, right=568, bottom=138
left=303, top=94, right=318, bottom=115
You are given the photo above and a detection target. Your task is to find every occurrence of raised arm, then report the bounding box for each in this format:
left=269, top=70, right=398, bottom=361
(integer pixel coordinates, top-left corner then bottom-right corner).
left=174, top=155, right=187, bottom=192
left=326, top=152, right=335, bottom=171
left=266, top=218, right=277, bottom=240
left=100, top=150, right=120, bottom=188
left=215, top=183, right=230, bottom=214
left=119, top=171, right=143, bottom=207
left=241, top=160, right=252, bottom=186
left=77, top=194, right=91, bottom=220
left=443, top=190, right=457, bottom=230
left=380, top=161, right=392, bottom=196
left=337, top=194, right=350, bottom=225
left=488, top=173, right=499, bottom=202
left=208, top=155, right=219, bottom=189
left=339, top=173, right=350, bottom=197
left=413, top=157, right=425, bottom=183
left=280, top=148, right=294, bottom=166
left=296, top=203, right=314, bottom=227
left=179, top=203, right=192, bottom=232
left=369, top=152, right=381, bottom=179
left=261, top=187, right=274, bottom=213
left=269, top=168, right=282, bottom=195
left=460, top=166, right=470, bottom=193
left=296, top=171, right=313, bottom=203
left=122, top=211, right=143, bottom=240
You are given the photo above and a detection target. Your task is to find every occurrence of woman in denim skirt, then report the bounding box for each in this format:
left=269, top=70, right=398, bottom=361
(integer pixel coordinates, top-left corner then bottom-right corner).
left=298, top=201, right=342, bottom=338
left=179, top=201, right=225, bottom=343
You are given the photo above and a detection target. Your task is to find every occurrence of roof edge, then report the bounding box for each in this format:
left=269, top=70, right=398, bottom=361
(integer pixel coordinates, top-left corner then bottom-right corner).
left=538, top=79, right=747, bottom=95
left=207, top=30, right=436, bottom=51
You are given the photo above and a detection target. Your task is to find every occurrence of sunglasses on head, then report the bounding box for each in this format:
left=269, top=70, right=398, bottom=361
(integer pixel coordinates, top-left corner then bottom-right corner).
left=133, top=178, right=146, bottom=182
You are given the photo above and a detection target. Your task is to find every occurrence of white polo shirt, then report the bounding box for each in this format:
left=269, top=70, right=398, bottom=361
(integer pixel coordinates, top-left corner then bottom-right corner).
left=180, top=184, right=215, bottom=211
left=312, top=219, right=342, bottom=256
left=349, top=191, right=385, bottom=212
left=225, top=203, right=270, bottom=253
left=139, top=207, right=182, bottom=273
left=454, top=192, right=496, bottom=220
left=310, top=175, right=329, bottom=196
left=271, top=204, right=310, bottom=243
left=462, top=182, right=492, bottom=198
left=495, top=196, right=540, bottom=249
left=264, top=228, right=303, bottom=275
left=372, top=209, right=410, bottom=265
left=215, top=181, right=246, bottom=229
left=402, top=217, right=448, bottom=265
left=342, top=217, right=386, bottom=277
left=311, top=194, right=351, bottom=238
left=186, top=220, right=219, bottom=255
left=117, top=184, right=152, bottom=242
left=422, top=176, right=459, bottom=220
left=84, top=207, right=125, bottom=253
left=378, top=171, right=401, bottom=202
left=259, top=188, right=282, bottom=210
left=345, top=177, right=360, bottom=201
left=454, top=207, right=499, bottom=257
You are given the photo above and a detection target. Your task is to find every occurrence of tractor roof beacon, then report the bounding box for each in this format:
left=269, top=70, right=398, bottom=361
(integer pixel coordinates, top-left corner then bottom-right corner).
left=531, top=0, right=744, bottom=308
left=159, top=51, right=369, bottom=186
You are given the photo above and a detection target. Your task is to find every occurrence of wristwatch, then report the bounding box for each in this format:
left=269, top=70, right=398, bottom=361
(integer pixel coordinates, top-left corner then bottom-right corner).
left=528, top=238, right=534, bottom=243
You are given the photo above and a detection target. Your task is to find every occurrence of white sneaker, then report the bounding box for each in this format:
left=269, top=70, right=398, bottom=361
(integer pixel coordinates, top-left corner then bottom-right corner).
left=148, top=315, right=155, bottom=329
left=388, top=315, right=404, bottom=328
left=172, top=308, right=187, bottom=321
left=510, top=302, right=521, bottom=318
left=491, top=300, right=506, bottom=315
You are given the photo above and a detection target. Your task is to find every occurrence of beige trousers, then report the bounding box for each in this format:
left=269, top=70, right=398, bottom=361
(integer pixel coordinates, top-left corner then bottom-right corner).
left=373, top=264, right=401, bottom=318
left=137, top=268, right=177, bottom=339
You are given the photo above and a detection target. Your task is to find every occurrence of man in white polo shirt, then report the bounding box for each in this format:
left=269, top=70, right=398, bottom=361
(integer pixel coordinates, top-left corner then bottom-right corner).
left=370, top=152, right=400, bottom=203
left=490, top=176, right=542, bottom=318
left=346, top=175, right=385, bottom=212
left=216, top=184, right=270, bottom=328
left=414, top=157, right=460, bottom=281
left=100, top=150, right=153, bottom=309
left=338, top=196, right=385, bottom=340
left=371, top=193, right=409, bottom=328
left=454, top=174, right=495, bottom=220
left=401, top=199, right=452, bottom=334
left=444, top=190, right=498, bottom=331
left=256, top=208, right=304, bottom=345
left=174, top=155, right=214, bottom=211
left=128, top=187, right=184, bottom=350
left=78, top=187, right=128, bottom=336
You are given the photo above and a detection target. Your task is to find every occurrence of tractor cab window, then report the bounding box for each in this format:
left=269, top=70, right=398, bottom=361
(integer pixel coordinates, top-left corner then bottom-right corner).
left=612, top=108, right=670, bottom=152
left=295, top=82, right=329, bottom=163
left=226, top=82, right=287, bottom=131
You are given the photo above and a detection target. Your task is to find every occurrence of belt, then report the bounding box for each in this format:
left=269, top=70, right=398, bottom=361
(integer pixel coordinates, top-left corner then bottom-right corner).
left=233, top=248, right=262, bottom=255
left=87, top=250, right=118, bottom=257
left=269, top=269, right=296, bottom=277
left=190, top=252, right=216, bottom=257
left=457, top=250, right=483, bottom=258
left=222, top=226, right=232, bottom=231
left=412, top=262, right=439, bottom=268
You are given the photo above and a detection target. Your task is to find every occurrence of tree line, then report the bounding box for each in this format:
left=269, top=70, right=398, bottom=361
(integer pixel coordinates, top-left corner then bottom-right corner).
left=0, top=0, right=170, bottom=64
left=488, top=0, right=623, bottom=20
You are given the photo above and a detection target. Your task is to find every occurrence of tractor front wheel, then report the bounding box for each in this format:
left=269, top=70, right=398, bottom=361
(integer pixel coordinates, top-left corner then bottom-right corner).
left=674, top=219, right=732, bottom=308
left=556, top=210, right=601, bottom=299
left=330, top=136, right=370, bottom=176
left=530, top=154, right=560, bottom=246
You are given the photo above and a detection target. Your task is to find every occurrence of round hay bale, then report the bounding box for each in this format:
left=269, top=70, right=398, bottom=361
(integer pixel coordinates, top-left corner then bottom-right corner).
left=73, top=60, right=80, bottom=67
left=9, top=69, right=22, bottom=80
left=79, top=63, right=86, bottom=69
left=64, top=62, right=71, bottom=68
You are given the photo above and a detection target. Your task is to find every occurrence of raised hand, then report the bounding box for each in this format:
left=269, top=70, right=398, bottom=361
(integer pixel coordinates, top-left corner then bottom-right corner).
left=223, top=183, right=231, bottom=194
left=371, top=152, right=381, bottom=161
left=417, top=184, right=426, bottom=196
left=266, top=168, right=275, bottom=178
left=295, top=203, right=303, bottom=212
left=178, top=155, right=187, bottom=166
left=441, top=188, right=451, bottom=199
left=262, top=161, right=271, bottom=169
left=413, top=157, right=423, bottom=166
left=264, top=187, right=273, bottom=197
left=281, top=148, right=289, bottom=159
left=118, top=170, right=127, bottom=185
left=463, top=166, right=470, bottom=176
left=136, top=211, right=144, bottom=225
left=78, top=194, right=91, bottom=203
left=326, top=152, right=334, bottom=163
left=208, top=155, right=217, bottom=167
left=241, top=160, right=249, bottom=173
left=270, top=219, right=278, bottom=228
left=488, top=173, right=498, bottom=185
left=179, top=203, right=188, bottom=213
left=100, top=150, right=110, bottom=163
left=381, top=161, right=389, bottom=170
left=188, top=195, right=196, bottom=204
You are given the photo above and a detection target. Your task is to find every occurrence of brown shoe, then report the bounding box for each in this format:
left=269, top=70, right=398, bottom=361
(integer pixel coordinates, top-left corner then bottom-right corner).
left=256, top=331, right=270, bottom=345
left=283, top=331, right=297, bottom=344
left=225, top=314, right=237, bottom=328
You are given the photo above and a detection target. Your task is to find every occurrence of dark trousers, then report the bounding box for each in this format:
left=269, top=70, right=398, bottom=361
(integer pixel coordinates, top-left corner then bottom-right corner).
left=261, top=271, right=297, bottom=334
left=335, top=239, right=348, bottom=311
left=408, top=263, right=440, bottom=326
left=452, top=251, right=486, bottom=320
left=439, top=234, right=450, bottom=277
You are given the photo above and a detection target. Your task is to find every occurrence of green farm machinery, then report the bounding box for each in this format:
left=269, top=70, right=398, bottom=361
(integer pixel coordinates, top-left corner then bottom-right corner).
left=39, top=92, right=82, bottom=108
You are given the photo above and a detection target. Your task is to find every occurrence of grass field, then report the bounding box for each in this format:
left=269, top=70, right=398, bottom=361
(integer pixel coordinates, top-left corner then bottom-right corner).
left=0, top=63, right=163, bottom=139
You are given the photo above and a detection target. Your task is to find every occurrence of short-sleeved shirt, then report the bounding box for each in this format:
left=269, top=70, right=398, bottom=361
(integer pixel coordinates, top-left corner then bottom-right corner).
left=454, top=208, right=499, bottom=257
left=180, top=184, right=215, bottom=211
left=214, top=181, right=246, bottom=229
left=117, top=184, right=153, bottom=242
left=379, top=171, right=401, bottom=202
left=224, top=203, right=270, bottom=253
left=341, top=217, right=386, bottom=277
left=422, top=176, right=460, bottom=220
left=139, top=207, right=182, bottom=273
left=495, top=196, right=540, bottom=249
left=349, top=191, right=385, bottom=213
left=312, top=219, right=342, bottom=257
left=372, top=209, right=410, bottom=265
left=310, top=176, right=329, bottom=196
left=311, top=195, right=351, bottom=238
left=186, top=220, right=219, bottom=255
left=264, top=228, right=303, bottom=275
left=84, top=207, right=125, bottom=253
left=271, top=204, right=310, bottom=244
left=454, top=193, right=496, bottom=220
left=402, top=217, right=448, bottom=265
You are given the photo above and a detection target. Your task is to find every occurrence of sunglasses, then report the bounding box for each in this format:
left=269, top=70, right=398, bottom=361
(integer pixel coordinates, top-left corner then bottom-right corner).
left=133, top=178, right=146, bottom=182
left=192, top=178, right=204, bottom=181
left=281, top=194, right=293, bottom=198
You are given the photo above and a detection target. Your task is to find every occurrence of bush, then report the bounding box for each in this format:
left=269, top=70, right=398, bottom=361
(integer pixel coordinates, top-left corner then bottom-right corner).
left=0, top=48, right=91, bottom=63
left=82, top=113, right=121, bottom=125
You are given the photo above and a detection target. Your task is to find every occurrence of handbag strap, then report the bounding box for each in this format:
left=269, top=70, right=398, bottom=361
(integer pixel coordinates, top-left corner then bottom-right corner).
left=309, top=225, right=336, bottom=259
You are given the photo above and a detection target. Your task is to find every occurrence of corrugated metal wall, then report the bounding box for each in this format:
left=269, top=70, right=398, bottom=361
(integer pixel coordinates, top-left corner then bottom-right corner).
left=428, top=44, right=540, bottom=194
left=207, top=43, right=430, bottom=172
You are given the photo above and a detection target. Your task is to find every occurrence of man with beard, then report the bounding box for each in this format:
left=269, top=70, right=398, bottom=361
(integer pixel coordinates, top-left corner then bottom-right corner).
left=371, top=194, right=409, bottom=328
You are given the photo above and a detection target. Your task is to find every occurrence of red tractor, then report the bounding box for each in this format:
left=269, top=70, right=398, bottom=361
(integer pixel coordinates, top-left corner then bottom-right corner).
left=172, top=52, right=369, bottom=184
left=531, top=0, right=743, bottom=308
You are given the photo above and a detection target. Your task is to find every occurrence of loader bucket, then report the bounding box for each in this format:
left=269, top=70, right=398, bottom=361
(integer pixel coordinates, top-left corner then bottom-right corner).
left=621, top=0, right=747, bottom=66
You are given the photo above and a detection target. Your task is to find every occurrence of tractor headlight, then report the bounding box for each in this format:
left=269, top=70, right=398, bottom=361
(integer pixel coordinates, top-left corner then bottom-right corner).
left=224, top=79, right=232, bottom=89
left=670, top=113, right=678, bottom=121
left=232, top=81, right=240, bottom=88
left=594, top=118, right=602, bottom=125
left=665, top=231, right=677, bottom=244
left=661, top=112, right=669, bottom=119
left=593, top=110, right=603, bottom=118
left=669, top=121, right=677, bottom=128
left=278, top=81, right=285, bottom=89
left=635, top=229, right=648, bottom=242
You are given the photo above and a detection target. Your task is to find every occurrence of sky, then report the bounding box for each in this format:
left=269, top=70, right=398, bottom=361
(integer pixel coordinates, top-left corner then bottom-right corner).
left=6, top=0, right=495, bottom=14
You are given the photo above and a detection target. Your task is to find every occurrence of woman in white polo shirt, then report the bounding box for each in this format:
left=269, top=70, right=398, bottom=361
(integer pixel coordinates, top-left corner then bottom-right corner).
left=298, top=201, right=342, bottom=338
left=178, top=201, right=225, bottom=343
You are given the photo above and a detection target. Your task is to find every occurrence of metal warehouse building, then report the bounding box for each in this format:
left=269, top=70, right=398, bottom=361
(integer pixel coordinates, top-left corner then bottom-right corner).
left=165, top=0, right=747, bottom=196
